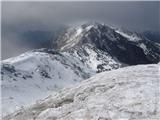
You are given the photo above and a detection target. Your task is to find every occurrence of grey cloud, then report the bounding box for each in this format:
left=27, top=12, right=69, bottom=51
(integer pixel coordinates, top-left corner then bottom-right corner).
left=2, top=1, right=159, bottom=31
left=1, top=1, right=160, bottom=59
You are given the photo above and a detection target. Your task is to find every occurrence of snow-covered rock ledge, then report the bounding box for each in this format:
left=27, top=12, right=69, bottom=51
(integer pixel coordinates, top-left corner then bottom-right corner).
left=3, top=64, right=160, bottom=120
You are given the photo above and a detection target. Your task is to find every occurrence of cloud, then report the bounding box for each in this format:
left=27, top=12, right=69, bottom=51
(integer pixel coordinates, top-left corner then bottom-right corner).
left=1, top=1, right=159, bottom=59
left=1, top=30, right=31, bottom=59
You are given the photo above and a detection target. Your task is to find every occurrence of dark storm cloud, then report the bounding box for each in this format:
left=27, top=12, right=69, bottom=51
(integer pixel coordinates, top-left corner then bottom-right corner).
left=2, top=1, right=159, bottom=31
left=1, top=1, right=160, bottom=59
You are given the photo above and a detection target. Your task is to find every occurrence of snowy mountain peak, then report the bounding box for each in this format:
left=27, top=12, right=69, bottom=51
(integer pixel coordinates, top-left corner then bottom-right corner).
left=55, top=22, right=160, bottom=65
left=55, top=22, right=113, bottom=50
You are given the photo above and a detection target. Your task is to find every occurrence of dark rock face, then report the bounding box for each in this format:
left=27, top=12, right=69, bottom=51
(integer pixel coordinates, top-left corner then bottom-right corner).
left=32, top=48, right=61, bottom=55
left=1, top=64, right=16, bottom=73
left=85, top=24, right=159, bottom=65
left=57, top=22, right=160, bottom=65
left=90, top=33, right=154, bottom=65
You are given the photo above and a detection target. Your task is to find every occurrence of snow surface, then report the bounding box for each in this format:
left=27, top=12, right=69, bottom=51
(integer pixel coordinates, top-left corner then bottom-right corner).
left=1, top=47, right=122, bottom=116
left=1, top=50, right=94, bottom=115
left=61, top=27, right=84, bottom=51
left=115, top=29, right=141, bottom=42
left=3, top=64, right=160, bottom=120
left=60, top=24, right=94, bottom=51
left=69, top=44, right=122, bottom=72
left=139, top=43, right=147, bottom=51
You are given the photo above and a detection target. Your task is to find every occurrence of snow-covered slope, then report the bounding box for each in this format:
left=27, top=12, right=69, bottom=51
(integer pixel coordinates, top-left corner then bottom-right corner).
left=66, top=44, right=123, bottom=72
left=1, top=49, right=92, bottom=115
left=115, top=28, right=142, bottom=42
left=1, top=47, right=122, bottom=115
left=3, top=64, right=160, bottom=120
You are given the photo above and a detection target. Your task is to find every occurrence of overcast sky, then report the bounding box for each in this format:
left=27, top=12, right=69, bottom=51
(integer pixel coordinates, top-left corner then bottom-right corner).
left=1, top=1, right=160, bottom=59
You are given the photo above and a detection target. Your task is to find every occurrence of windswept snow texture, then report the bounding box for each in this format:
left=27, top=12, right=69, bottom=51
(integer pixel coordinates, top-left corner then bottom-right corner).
left=3, top=64, right=160, bottom=120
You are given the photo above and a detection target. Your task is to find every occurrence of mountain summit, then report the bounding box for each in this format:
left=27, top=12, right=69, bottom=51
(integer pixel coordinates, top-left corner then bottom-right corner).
left=54, top=22, right=160, bottom=65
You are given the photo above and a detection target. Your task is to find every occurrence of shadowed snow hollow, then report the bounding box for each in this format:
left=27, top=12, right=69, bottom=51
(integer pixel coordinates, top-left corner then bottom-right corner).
left=3, top=64, right=160, bottom=120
